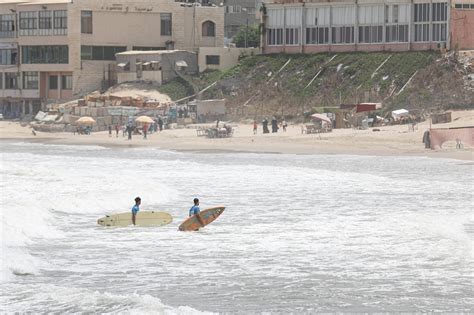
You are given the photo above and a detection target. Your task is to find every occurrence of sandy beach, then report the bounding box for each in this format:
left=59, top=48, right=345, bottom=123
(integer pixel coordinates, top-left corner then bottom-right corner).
left=1, top=110, right=473, bottom=160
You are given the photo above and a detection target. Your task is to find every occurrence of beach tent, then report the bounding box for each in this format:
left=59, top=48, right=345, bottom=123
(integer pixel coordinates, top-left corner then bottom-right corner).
left=311, top=113, right=332, bottom=124
left=392, top=109, right=410, bottom=120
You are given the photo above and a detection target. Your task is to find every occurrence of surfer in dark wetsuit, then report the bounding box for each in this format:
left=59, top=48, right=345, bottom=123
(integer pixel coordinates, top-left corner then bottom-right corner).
left=189, top=198, right=205, bottom=227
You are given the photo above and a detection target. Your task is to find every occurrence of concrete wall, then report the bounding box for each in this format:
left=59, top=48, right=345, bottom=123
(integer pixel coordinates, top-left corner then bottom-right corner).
left=451, top=8, right=474, bottom=50
left=199, top=47, right=260, bottom=72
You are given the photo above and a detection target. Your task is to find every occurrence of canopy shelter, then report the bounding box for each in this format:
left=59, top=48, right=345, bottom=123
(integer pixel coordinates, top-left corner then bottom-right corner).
left=76, top=116, right=96, bottom=125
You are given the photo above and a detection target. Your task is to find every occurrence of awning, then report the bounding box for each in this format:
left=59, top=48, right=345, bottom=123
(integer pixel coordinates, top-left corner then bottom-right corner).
left=151, top=61, right=160, bottom=64
left=356, top=103, right=382, bottom=113
left=117, top=62, right=129, bottom=68
left=143, top=62, right=151, bottom=66
left=175, top=60, right=188, bottom=67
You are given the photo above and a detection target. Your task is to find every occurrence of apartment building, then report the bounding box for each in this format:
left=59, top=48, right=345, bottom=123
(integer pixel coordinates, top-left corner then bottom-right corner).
left=0, top=0, right=224, bottom=118
left=222, top=0, right=261, bottom=39
left=261, top=0, right=463, bottom=54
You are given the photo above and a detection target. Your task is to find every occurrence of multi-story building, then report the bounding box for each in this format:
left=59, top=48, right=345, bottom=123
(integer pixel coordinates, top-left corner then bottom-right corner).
left=260, top=0, right=471, bottom=54
left=222, top=0, right=261, bottom=39
left=0, top=0, right=224, bottom=118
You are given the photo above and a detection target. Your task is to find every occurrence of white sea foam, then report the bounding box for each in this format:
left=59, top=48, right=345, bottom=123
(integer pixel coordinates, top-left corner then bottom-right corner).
left=1, top=143, right=473, bottom=312
left=1, top=284, right=213, bottom=314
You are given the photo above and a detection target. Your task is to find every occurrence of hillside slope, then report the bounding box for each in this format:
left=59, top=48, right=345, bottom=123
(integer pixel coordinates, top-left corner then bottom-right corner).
left=159, top=51, right=474, bottom=118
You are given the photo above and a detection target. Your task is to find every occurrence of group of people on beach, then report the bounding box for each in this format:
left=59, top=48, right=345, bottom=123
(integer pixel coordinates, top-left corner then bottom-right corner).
left=254, top=117, right=287, bottom=135
left=105, top=118, right=164, bottom=140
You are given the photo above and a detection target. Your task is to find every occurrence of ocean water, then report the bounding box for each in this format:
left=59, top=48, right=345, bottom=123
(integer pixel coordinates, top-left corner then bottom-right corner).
left=1, top=142, right=473, bottom=313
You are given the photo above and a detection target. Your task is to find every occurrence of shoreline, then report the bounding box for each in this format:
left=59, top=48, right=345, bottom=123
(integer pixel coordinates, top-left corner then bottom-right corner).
left=1, top=114, right=473, bottom=161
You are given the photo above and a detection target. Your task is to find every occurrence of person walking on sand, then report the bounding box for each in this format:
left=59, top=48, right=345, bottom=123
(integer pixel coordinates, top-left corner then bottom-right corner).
left=115, top=124, right=119, bottom=137
left=131, top=197, right=141, bottom=226
left=143, top=124, right=148, bottom=139
left=253, top=120, right=258, bottom=135
left=108, top=125, right=112, bottom=137
left=262, top=118, right=269, bottom=134
left=271, top=117, right=279, bottom=133
left=189, top=198, right=205, bottom=227
left=126, top=123, right=133, bottom=140
left=281, top=119, right=287, bottom=132
left=158, top=117, right=164, bottom=131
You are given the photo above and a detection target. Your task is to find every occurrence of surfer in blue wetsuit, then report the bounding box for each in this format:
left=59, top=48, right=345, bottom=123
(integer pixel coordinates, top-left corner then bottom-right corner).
left=131, top=197, right=141, bottom=225
left=189, top=198, right=200, bottom=216
left=189, top=198, right=205, bottom=227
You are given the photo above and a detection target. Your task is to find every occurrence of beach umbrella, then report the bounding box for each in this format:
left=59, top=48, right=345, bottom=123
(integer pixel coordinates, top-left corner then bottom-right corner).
left=311, top=113, right=332, bottom=124
left=135, top=116, right=154, bottom=124
left=76, top=116, right=96, bottom=125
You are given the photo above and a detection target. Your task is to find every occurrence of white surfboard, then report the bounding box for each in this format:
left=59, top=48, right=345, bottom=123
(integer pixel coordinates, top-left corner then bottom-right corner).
left=97, top=211, right=173, bottom=227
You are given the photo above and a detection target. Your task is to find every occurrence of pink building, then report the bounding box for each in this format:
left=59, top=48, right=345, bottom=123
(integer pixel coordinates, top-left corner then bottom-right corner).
left=260, top=0, right=468, bottom=54
left=451, top=1, right=474, bottom=50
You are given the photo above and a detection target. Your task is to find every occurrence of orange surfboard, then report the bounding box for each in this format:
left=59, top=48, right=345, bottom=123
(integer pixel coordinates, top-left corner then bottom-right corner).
left=178, top=206, right=225, bottom=231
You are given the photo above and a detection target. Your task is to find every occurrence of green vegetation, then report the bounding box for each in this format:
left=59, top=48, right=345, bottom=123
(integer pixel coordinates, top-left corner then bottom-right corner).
left=158, top=77, right=193, bottom=101
left=158, top=51, right=472, bottom=116
left=232, top=25, right=260, bottom=48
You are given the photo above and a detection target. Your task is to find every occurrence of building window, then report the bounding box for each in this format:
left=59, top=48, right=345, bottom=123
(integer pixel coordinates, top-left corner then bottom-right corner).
left=306, top=27, right=329, bottom=45
left=54, top=10, right=67, bottom=29
left=23, top=72, right=39, bottom=89
left=61, top=75, right=72, bottom=90
left=80, top=46, right=126, bottom=61
left=385, top=4, right=409, bottom=42
left=432, top=3, right=447, bottom=42
left=19, top=11, right=37, bottom=35
left=358, top=5, right=384, bottom=44
left=81, top=11, right=93, bottom=34
left=22, top=46, right=69, bottom=64
left=226, top=5, right=242, bottom=14
left=206, top=55, right=220, bottom=65
left=39, top=11, right=52, bottom=29
left=359, top=26, right=383, bottom=43
left=386, top=25, right=409, bottom=42
left=414, top=3, right=430, bottom=42
left=267, top=28, right=283, bottom=45
left=160, top=13, right=172, bottom=36
left=305, top=7, right=329, bottom=45
left=202, top=21, right=216, bottom=37
left=332, top=26, right=354, bottom=44
left=0, top=74, right=3, bottom=90
left=0, top=49, right=17, bottom=65
left=5, top=72, right=19, bottom=89
left=285, top=28, right=300, bottom=45
left=331, top=6, right=355, bottom=44
left=49, top=75, right=58, bottom=90
left=0, top=14, right=16, bottom=38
